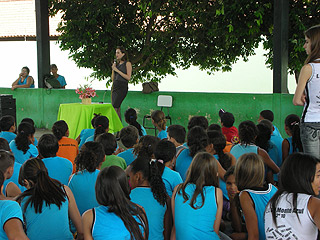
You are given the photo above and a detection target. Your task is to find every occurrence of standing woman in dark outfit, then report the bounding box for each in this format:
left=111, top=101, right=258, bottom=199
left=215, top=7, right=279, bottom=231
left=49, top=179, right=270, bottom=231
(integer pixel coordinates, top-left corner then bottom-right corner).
left=111, top=46, right=132, bottom=120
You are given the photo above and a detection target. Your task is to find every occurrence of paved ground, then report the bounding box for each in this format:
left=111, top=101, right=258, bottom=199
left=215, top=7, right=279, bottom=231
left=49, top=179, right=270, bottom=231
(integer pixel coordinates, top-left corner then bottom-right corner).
left=34, top=128, right=52, bottom=140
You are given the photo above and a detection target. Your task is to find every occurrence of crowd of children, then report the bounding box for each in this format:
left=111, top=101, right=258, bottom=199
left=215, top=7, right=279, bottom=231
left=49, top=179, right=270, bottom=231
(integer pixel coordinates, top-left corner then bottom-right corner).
left=0, top=103, right=317, bottom=240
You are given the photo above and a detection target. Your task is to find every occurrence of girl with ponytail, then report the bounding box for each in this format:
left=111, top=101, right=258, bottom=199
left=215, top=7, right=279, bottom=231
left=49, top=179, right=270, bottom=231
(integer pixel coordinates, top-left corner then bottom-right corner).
left=9, top=122, right=38, bottom=164
left=68, top=142, right=105, bottom=215
left=52, top=120, right=79, bottom=170
left=82, top=166, right=148, bottom=240
left=125, top=108, right=147, bottom=137
left=207, top=130, right=236, bottom=201
left=84, top=115, right=109, bottom=143
left=154, top=139, right=183, bottom=197
left=129, top=156, right=172, bottom=240
left=151, top=110, right=167, bottom=139
left=282, top=114, right=303, bottom=160
left=17, top=158, right=83, bottom=239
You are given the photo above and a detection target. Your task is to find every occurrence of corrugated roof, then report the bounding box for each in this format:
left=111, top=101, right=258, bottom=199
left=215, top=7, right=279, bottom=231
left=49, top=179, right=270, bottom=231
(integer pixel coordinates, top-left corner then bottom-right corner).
left=0, top=0, right=62, bottom=39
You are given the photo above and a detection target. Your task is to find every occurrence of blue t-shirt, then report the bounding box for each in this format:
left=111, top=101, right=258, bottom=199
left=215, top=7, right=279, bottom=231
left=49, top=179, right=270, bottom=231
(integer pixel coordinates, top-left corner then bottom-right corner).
left=0, top=200, right=23, bottom=240
left=213, top=154, right=229, bottom=200
left=175, top=148, right=193, bottom=181
left=157, top=127, right=168, bottom=140
left=130, top=187, right=166, bottom=240
left=162, top=167, right=183, bottom=197
left=21, top=195, right=73, bottom=240
left=0, top=132, right=16, bottom=145
left=9, top=140, right=38, bottom=164
left=84, top=135, right=94, bottom=143
left=78, top=129, right=95, bottom=149
left=92, top=205, right=144, bottom=240
left=270, top=134, right=283, bottom=164
left=42, top=156, right=73, bottom=185
left=267, top=141, right=281, bottom=181
left=3, top=162, right=26, bottom=195
left=273, top=125, right=282, bottom=139
left=230, top=144, right=258, bottom=160
left=57, top=75, right=67, bottom=87
left=33, top=138, right=38, bottom=146
left=242, top=184, right=277, bottom=240
left=118, top=148, right=136, bottom=166
left=18, top=75, right=35, bottom=88
left=68, top=169, right=100, bottom=215
left=174, top=184, right=220, bottom=240
left=141, top=125, right=147, bottom=136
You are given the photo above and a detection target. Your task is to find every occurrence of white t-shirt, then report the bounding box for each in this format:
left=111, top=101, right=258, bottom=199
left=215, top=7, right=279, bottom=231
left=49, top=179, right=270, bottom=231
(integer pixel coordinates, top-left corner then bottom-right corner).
left=264, top=192, right=317, bottom=239
left=302, top=61, right=320, bottom=123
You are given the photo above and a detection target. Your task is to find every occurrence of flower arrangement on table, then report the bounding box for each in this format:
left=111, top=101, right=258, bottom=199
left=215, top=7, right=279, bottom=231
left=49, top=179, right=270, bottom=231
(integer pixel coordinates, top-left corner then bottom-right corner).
left=75, top=84, right=97, bottom=104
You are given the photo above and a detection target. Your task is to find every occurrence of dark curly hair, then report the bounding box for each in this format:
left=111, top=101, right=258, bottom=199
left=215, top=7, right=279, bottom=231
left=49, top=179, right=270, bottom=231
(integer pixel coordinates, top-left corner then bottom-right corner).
left=238, top=120, right=258, bottom=145
left=187, top=126, right=208, bottom=158
left=133, top=135, right=160, bottom=159
left=75, top=142, right=105, bottom=172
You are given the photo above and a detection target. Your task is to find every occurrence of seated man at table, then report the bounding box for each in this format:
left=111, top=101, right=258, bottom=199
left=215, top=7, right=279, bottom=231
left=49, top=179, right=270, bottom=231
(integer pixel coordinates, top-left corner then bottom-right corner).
left=117, top=126, right=139, bottom=166
left=50, top=64, right=67, bottom=88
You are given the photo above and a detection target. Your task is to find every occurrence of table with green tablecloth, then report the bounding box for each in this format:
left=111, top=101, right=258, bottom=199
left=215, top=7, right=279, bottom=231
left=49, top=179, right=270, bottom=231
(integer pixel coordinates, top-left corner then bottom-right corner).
left=57, top=103, right=123, bottom=139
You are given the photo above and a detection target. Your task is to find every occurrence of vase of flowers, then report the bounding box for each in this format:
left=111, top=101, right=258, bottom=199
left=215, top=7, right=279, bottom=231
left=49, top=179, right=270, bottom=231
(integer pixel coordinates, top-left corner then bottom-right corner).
left=75, top=84, right=97, bottom=104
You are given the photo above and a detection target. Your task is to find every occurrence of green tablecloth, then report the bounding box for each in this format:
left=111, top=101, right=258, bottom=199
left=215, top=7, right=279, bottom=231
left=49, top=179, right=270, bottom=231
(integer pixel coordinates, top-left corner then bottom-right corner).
left=57, top=103, right=123, bottom=139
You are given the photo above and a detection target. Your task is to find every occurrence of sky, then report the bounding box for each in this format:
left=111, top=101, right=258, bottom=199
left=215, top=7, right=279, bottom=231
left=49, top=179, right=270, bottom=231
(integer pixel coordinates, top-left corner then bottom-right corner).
left=0, top=41, right=297, bottom=94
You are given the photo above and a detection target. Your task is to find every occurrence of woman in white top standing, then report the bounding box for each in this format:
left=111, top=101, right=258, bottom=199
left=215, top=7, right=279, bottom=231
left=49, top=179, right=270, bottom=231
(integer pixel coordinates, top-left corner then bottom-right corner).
left=265, top=152, right=320, bottom=239
left=293, top=25, right=320, bottom=158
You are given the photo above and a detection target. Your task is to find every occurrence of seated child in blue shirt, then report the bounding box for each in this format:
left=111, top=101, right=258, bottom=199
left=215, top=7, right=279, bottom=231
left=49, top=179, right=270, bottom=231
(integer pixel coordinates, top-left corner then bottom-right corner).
left=0, top=115, right=16, bottom=144
left=117, top=126, right=139, bottom=166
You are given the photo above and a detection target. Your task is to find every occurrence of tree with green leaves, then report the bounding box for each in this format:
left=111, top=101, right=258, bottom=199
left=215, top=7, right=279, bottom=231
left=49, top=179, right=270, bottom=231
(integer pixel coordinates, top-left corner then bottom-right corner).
left=50, top=0, right=319, bottom=85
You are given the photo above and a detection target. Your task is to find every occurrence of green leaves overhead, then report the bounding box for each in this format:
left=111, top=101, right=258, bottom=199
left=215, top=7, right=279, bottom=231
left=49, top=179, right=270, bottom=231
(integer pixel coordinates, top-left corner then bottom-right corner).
left=50, top=0, right=319, bottom=84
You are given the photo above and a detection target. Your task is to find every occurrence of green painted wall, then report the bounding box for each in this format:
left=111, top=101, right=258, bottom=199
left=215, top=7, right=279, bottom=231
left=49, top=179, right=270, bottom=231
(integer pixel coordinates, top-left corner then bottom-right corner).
left=0, top=87, right=303, bottom=138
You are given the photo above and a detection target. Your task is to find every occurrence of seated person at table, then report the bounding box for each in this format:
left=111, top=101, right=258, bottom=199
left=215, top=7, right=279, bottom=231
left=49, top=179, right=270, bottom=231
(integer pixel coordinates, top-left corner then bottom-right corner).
left=84, top=115, right=109, bottom=143
left=167, top=125, right=186, bottom=157
left=0, top=169, right=28, bottom=239
left=38, top=134, right=73, bottom=185
left=11, top=66, right=35, bottom=90
left=9, top=122, right=38, bottom=165
left=117, top=126, right=139, bottom=166
left=125, top=108, right=147, bottom=137
left=68, top=142, right=105, bottom=216
left=50, top=64, right=67, bottom=88
left=0, top=115, right=16, bottom=144
left=21, top=118, right=38, bottom=146
left=52, top=120, right=78, bottom=172
left=76, top=113, right=100, bottom=149
left=96, top=133, right=127, bottom=170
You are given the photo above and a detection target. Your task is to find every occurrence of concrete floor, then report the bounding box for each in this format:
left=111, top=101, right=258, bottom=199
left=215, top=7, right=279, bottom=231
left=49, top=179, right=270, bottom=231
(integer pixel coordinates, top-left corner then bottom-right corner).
left=34, top=128, right=52, bottom=140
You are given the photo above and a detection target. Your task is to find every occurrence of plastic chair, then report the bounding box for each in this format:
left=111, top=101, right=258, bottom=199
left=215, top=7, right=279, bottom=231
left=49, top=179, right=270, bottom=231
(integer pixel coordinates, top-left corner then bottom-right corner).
left=143, top=95, right=173, bottom=136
